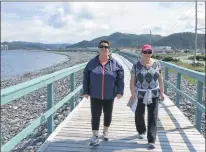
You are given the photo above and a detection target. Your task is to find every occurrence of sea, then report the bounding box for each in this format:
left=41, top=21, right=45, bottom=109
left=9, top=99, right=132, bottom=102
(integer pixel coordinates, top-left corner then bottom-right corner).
left=1, top=50, right=67, bottom=80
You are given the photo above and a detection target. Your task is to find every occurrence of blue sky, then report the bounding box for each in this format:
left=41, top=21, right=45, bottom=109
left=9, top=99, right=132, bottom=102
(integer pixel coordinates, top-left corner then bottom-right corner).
left=1, top=2, right=205, bottom=44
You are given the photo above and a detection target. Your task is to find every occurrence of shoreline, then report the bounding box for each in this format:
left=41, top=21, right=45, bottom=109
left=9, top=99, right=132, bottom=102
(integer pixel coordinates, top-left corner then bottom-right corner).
left=1, top=51, right=96, bottom=88
left=1, top=51, right=97, bottom=152
left=1, top=50, right=69, bottom=82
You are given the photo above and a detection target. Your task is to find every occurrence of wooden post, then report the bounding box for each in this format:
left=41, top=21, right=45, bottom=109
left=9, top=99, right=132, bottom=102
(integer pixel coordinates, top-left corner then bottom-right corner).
left=164, top=67, right=169, bottom=95
left=176, top=73, right=181, bottom=107
left=195, top=80, right=203, bottom=132
left=47, top=83, right=54, bottom=134
left=70, top=73, right=76, bottom=110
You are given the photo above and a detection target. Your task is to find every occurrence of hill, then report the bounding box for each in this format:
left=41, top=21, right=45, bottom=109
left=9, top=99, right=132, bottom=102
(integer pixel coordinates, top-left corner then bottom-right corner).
left=153, top=32, right=205, bottom=49
left=67, top=32, right=205, bottom=49
left=1, top=41, right=71, bottom=50
left=67, top=32, right=163, bottom=48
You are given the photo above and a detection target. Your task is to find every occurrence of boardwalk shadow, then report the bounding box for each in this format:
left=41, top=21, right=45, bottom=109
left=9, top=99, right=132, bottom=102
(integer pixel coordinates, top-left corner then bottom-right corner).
left=40, top=134, right=153, bottom=152
left=160, top=102, right=198, bottom=152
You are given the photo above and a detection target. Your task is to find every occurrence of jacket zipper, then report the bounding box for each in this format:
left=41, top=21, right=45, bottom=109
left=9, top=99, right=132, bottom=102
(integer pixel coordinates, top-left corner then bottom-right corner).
left=102, top=65, right=105, bottom=100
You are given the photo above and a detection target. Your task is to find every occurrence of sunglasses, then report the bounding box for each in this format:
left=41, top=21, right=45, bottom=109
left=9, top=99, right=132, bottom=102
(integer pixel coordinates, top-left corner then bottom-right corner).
left=142, top=50, right=152, bottom=54
left=99, top=45, right=109, bottom=49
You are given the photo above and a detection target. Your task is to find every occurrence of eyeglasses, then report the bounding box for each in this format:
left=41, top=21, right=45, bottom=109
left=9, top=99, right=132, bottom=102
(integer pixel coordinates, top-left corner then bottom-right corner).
left=99, top=45, right=109, bottom=49
left=142, top=50, right=152, bottom=54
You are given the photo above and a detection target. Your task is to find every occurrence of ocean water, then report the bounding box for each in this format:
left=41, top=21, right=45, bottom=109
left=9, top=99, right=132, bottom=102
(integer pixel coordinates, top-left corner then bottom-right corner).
left=1, top=50, right=67, bottom=80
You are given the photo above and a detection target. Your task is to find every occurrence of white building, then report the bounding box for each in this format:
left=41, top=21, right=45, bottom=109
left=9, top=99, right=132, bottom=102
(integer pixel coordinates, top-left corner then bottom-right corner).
left=1, top=45, right=8, bottom=50
left=152, top=46, right=172, bottom=54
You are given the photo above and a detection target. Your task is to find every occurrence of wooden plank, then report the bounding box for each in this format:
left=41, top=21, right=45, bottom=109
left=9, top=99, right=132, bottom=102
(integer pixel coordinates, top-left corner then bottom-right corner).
left=44, top=143, right=204, bottom=151
left=38, top=54, right=205, bottom=152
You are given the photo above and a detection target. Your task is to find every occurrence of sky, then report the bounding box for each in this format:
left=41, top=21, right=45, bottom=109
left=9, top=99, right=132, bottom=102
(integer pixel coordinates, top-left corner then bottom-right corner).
left=1, top=2, right=205, bottom=44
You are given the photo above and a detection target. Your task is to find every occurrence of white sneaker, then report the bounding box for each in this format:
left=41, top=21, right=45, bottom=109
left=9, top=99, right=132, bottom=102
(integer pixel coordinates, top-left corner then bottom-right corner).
left=137, top=133, right=145, bottom=139
left=103, top=131, right=109, bottom=141
left=89, top=136, right=99, bottom=146
left=148, top=143, right=155, bottom=149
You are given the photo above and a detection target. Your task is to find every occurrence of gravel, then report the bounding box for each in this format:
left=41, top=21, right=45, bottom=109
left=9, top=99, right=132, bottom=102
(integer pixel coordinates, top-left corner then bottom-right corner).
left=1, top=51, right=97, bottom=152
left=118, top=51, right=205, bottom=138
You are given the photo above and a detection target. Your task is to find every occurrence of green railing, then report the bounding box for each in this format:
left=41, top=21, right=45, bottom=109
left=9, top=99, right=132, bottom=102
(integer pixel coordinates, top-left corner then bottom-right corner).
left=117, top=51, right=205, bottom=132
left=1, top=62, right=87, bottom=152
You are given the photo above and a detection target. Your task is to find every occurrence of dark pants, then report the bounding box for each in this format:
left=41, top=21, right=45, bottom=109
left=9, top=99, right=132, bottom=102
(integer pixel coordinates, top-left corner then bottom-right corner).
left=90, top=98, right=114, bottom=130
left=135, top=97, right=159, bottom=143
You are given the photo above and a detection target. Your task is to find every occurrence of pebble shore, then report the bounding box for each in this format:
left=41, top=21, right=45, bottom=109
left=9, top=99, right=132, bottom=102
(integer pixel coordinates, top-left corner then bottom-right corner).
left=1, top=51, right=97, bottom=152
left=1, top=51, right=205, bottom=152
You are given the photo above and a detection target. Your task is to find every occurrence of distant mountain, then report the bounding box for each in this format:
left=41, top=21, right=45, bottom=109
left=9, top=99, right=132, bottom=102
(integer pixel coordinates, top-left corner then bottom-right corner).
left=1, top=41, right=72, bottom=50
left=67, top=32, right=205, bottom=49
left=67, top=32, right=163, bottom=48
left=3, top=32, right=204, bottom=50
left=154, top=32, right=205, bottom=49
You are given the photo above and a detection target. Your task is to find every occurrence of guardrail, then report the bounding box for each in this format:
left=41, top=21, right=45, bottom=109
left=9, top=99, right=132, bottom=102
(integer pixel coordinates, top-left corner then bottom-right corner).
left=117, top=51, right=205, bottom=133
left=1, top=62, right=87, bottom=152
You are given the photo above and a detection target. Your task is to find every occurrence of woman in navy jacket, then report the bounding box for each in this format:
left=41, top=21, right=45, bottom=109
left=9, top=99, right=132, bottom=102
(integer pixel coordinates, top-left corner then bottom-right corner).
left=83, top=40, right=124, bottom=146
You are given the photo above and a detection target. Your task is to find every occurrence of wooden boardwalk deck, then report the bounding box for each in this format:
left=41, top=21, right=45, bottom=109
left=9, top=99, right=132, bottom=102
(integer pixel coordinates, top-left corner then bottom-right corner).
left=38, top=54, right=205, bottom=152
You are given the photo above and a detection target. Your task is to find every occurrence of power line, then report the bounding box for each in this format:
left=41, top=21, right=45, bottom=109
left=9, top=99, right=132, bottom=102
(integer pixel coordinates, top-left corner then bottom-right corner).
left=168, top=8, right=194, bottom=35
left=166, top=3, right=194, bottom=35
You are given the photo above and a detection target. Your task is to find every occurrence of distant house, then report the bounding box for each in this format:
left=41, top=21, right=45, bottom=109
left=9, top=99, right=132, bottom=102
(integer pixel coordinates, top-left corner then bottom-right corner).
left=1, top=44, right=8, bottom=50
left=86, top=47, right=99, bottom=52
left=152, top=46, right=172, bottom=54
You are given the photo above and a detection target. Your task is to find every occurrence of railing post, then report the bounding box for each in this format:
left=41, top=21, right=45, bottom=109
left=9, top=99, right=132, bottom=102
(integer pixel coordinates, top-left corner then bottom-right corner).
left=164, top=67, right=169, bottom=95
left=47, top=83, right=54, bottom=134
left=195, top=80, right=203, bottom=132
left=176, top=73, right=181, bottom=107
left=70, top=73, right=76, bottom=110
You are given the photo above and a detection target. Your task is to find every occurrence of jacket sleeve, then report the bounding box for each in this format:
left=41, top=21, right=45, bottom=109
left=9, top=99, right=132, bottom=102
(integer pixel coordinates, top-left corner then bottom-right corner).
left=83, top=63, right=90, bottom=95
left=116, top=64, right=124, bottom=95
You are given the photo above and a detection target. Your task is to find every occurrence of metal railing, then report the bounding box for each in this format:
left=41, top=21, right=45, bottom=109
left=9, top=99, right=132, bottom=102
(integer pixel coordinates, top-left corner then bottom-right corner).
left=117, top=51, right=205, bottom=132
left=1, top=62, right=87, bottom=152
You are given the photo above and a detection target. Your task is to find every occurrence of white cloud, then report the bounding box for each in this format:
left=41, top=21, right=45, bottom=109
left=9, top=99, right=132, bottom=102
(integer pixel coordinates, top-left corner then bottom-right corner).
left=1, top=2, right=205, bottom=44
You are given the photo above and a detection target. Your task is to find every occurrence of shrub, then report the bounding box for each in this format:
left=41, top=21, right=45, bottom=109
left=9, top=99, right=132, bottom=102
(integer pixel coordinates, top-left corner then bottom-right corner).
left=190, top=62, right=204, bottom=67
left=162, top=57, right=180, bottom=62
left=188, top=55, right=206, bottom=61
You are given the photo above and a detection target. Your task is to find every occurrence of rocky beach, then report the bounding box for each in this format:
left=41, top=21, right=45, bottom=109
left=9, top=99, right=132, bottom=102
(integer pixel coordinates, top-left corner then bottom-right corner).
left=1, top=51, right=205, bottom=152
left=1, top=51, right=97, bottom=152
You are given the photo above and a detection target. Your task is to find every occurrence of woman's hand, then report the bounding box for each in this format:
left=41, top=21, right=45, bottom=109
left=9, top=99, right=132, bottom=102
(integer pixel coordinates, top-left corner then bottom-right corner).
left=160, top=93, right=164, bottom=101
left=83, top=94, right=89, bottom=99
left=131, top=93, right=136, bottom=99
left=116, top=94, right=122, bottom=99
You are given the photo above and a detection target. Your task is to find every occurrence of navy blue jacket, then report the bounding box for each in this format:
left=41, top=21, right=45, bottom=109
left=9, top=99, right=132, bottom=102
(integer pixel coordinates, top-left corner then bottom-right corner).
left=83, top=55, right=124, bottom=100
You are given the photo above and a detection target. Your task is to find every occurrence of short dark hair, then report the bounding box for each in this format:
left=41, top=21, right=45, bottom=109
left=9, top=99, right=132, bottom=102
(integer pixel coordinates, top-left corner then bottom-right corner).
left=98, top=40, right=110, bottom=48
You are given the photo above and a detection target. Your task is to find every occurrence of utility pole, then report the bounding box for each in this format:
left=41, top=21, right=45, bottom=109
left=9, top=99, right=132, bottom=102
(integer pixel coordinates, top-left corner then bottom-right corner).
left=194, top=1, right=197, bottom=68
left=150, top=30, right=152, bottom=46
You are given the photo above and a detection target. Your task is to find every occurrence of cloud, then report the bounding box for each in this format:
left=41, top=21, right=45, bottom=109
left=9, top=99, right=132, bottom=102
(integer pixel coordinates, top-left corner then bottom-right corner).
left=47, top=8, right=67, bottom=28
left=1, top=2, right=205, bottom=43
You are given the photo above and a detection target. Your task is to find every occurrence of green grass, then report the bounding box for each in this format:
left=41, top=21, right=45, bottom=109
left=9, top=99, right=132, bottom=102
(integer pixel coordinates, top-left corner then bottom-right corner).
left=166, top=61, right=205, bottom=85
left=153, top=53, right=193, bottom=58
left=172, top=61, right=205, bottom=73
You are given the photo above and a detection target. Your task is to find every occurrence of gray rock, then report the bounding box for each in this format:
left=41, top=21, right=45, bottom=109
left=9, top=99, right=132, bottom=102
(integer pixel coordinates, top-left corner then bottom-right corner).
left=1, top=51, right=96, bottom=152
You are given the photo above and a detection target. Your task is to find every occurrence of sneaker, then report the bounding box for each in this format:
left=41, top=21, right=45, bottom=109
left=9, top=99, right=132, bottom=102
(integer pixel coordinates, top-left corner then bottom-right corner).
left=148, top=143, right=155, bottom=149
left=89, top=136, right=99, bottom=146
left=103, top=132, right=109, bottom=141
left=137, top=133, right=145, bottom=139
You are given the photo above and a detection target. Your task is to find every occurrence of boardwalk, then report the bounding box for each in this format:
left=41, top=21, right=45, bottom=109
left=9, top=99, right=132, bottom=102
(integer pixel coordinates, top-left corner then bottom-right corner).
left=38, top=54, right=205, bottom=152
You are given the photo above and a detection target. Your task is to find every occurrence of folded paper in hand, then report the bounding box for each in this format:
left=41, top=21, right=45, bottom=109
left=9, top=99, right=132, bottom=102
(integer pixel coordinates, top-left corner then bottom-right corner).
left=127, top=96, right=138, bottom=113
